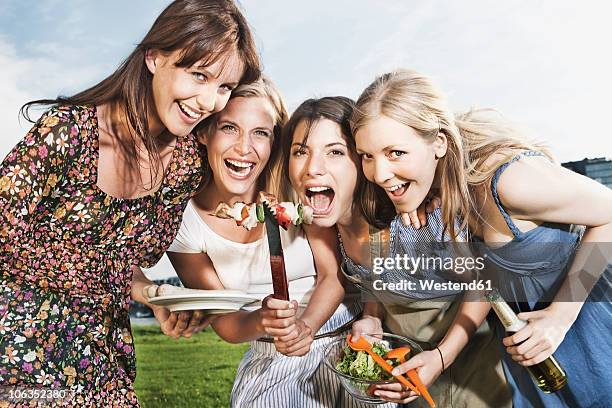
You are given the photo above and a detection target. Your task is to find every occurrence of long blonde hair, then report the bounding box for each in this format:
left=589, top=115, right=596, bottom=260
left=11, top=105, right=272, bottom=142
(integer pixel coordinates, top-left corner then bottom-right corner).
left=351, top=69, right=553, bottom=239
left=198, top=75, right=288, bottom=194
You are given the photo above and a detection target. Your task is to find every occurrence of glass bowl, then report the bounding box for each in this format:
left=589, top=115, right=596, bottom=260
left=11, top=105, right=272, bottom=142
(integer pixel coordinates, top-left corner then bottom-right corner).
left=323, top=332, right=423, bottom=404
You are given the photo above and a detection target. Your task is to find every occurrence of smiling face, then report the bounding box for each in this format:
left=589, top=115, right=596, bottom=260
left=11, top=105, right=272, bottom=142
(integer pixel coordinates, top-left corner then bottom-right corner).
left=145, top=48, right=244, bottom=138
left=202, top=96, right=275, bottom=202
left=288, top=118, right=359, bottom=227
left=355, top=115, right=447, bottom=214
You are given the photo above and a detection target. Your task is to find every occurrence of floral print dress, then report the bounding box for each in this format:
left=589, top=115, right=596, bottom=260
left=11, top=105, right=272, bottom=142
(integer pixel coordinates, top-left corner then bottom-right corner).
left=0, top=105, right=203, bottom=406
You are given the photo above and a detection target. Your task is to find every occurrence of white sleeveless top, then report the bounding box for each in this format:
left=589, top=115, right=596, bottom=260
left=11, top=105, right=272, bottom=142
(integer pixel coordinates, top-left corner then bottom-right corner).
left=168, top=201, right=317, bottom=307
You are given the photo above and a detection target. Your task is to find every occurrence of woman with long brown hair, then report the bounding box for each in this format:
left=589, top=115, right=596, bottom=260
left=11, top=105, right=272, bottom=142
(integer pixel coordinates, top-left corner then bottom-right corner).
left=0, top=1, right=260, bottom=405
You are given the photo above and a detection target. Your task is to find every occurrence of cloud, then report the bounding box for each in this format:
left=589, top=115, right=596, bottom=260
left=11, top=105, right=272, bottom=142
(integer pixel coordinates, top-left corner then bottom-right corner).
left=248, top=0, right=612, bottom=161
left=0, top=38, right=32, bottom=155
left=0, top=35, right=107, bottom=158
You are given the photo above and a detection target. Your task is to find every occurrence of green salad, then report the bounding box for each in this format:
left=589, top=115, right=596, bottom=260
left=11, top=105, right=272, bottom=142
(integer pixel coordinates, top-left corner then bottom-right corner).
left=335, top=342, right=400, bottom=381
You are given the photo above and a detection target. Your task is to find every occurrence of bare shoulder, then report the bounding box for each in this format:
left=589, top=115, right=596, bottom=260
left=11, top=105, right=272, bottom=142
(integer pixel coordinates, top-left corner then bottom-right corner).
left=493, top=153, right=612, bottom=225
left=493, top=154, right=559, bottom=212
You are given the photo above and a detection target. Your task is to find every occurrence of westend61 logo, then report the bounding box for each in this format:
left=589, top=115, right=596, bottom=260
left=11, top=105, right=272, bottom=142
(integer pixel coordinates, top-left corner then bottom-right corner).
left=372, top=254, right=486, bottom=275
left=370, top=254, right=491, bottom=293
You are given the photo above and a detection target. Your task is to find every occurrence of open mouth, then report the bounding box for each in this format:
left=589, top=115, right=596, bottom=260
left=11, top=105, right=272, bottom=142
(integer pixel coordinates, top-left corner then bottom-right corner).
left=224, top=158, right=256, bottom=178
left=305, top=186, right=335, bottom=215
left=177, top=101, right=203, bottom=121
left=386, top=182, right=410, bottom=199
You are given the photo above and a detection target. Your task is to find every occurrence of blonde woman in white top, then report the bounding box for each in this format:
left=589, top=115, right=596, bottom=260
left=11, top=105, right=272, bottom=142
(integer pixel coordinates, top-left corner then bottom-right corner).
left=167, top=77, right=365, bottom=407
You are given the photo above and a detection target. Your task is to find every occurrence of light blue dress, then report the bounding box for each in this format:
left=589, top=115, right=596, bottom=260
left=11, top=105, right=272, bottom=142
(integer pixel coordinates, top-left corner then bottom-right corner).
left=482, top=151, right=612, bottom=408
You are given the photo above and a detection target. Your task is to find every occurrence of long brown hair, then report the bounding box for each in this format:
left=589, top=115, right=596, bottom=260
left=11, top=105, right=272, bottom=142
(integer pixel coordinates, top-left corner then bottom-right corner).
left=278, top=97, right=354, bottom=202
left=352, top=69, right=552, bottom=239
left=21, top=0, right=260, bottom=186
left=278, top=96, right=395, bottom=225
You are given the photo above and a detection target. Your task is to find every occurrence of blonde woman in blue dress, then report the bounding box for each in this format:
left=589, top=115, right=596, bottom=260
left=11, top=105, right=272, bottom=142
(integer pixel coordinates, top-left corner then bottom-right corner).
left=351, top=69, right=612, bottom=408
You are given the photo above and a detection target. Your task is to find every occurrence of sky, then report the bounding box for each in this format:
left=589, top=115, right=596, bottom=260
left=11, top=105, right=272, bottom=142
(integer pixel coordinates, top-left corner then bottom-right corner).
left=1, top=0, right=611, bottom=278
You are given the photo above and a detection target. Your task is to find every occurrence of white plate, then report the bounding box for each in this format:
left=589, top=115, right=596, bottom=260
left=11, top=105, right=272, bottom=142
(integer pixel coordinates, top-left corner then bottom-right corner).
left=148, top=289, right=260, bottom=312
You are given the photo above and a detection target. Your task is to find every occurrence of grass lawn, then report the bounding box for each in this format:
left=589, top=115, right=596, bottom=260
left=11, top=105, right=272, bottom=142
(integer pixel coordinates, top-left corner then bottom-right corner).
left=133, top=325, right=249, bottom=408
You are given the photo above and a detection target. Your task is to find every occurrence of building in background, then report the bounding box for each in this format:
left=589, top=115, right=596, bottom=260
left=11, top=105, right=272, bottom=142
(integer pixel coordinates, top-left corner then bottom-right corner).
left=562, top=157, right=612, bottom=188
